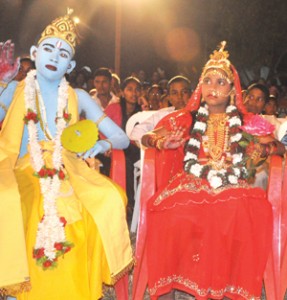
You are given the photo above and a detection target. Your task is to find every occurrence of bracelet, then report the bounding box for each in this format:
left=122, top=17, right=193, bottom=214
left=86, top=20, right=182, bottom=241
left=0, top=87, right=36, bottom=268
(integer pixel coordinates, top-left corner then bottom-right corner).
left=104, top=139, right=112, bottom=156
left=0, top=81, right=8, bottom=88
left=155, top=136, right=165, bottom=150
left=0, top=101, right=8, bottom=113
left=147, top=134, right=165, bottom=150
left=259, top=144, right=270, bottom=158
left=147, top=134, right=157, bottom=148
left=268, top=141, right=278, bottom=155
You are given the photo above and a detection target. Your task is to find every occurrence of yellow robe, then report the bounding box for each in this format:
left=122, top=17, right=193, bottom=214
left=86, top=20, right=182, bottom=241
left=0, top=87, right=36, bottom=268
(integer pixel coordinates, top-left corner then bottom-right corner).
left=0, top=81, right=133, bottom=299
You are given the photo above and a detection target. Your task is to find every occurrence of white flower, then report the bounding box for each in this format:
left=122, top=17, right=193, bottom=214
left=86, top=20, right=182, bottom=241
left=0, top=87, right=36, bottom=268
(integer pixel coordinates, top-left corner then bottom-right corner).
left=24, top=71, right=70, bottom=266
left=229, top=116, right=242, bottom=127
left=226, top=105, right=236, bottom=113
left=190, top=163, right=203, bottom=177
left=209, top=176, right=223, bottom=189
left=241, top=167, right=247, bottom=176
left=218, top=169, right=227, bottom=175
left=230, top=133, right=242, bottom=143
left=232, top=167, right=241, bottom=177
left=193, top=121, right=207, bottom=132
left=198, top=106, right=208, bottom=116
left=232, top=153, right=243, bottom=164
left=188, top=138, right=201, bottom=148
left=228, top=175, right=238, bottom=184
left=207, top=170, right=217, bottom=181
left=184, top=152, right=198, bottom=161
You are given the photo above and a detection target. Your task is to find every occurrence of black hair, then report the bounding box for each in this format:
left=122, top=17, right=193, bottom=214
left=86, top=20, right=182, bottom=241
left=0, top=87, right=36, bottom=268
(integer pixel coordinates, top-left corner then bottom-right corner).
left=120, top=76, right=142, bottom=91
left=167, top=75, right=191, bottom=91
left=93, top=67, right=112, bottom=81
left=147, top=84, right=164, bottom=95
left=246, top=83, right=269, bottom=103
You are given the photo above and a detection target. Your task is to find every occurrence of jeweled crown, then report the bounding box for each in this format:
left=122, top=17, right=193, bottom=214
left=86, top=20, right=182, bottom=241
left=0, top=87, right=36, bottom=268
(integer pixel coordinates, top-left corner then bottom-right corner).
left=202, top=41, right=234, bottom=82
left=37, top=8, right=78, bottom=54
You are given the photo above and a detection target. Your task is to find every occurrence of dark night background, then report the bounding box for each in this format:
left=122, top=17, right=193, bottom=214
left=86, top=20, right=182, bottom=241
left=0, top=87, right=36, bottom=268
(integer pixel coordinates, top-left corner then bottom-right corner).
left=1, top=0, right=287, bottom=86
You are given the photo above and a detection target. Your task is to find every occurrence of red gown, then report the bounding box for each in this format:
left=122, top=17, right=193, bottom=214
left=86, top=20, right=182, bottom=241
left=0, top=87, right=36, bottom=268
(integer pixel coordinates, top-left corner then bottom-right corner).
left=146, top=109, right=273, bottom=300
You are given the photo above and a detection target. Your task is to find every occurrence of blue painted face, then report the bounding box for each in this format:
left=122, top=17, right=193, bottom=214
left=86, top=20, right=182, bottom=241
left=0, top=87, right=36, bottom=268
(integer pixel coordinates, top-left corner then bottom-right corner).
left=34, top=37, right=75, bottom=82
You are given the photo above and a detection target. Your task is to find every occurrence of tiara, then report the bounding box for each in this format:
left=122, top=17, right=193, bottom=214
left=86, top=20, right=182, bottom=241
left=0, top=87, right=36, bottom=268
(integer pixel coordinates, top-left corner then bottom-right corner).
left=37, top=8, right=78, bottom=54
left=202, top=41, right=234, bottom=83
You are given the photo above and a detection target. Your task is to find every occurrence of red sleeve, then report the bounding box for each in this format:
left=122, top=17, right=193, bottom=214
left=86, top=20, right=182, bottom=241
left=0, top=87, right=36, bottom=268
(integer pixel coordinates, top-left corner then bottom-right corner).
left=152, top=109, right=193, bottom=189
left=104, top=103, right=122, bottom=128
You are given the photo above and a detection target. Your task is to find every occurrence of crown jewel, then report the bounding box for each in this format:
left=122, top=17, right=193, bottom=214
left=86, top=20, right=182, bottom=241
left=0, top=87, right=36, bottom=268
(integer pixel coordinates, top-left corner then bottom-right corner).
left=202, top=41, right=234, bottom=82
left=37, top=8, right=78, bottom=54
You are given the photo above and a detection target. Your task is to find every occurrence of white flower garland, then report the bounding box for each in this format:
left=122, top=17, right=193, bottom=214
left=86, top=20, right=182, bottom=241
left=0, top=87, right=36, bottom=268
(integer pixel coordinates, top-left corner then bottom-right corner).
left=184, top=104, right=245, bottom=189
left=24, top=70, right=71, bottom=266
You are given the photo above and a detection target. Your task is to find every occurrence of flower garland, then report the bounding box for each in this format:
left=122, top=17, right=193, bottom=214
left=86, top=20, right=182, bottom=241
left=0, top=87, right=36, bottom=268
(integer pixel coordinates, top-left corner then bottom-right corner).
left=24, top=70, right=73, bottom=270
left=184, top=104, right=247, bottom=189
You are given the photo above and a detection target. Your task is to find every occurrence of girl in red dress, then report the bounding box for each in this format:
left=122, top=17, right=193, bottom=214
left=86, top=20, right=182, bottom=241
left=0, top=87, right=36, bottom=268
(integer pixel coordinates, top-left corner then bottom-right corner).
left=141, top=42, right=285, bottom=300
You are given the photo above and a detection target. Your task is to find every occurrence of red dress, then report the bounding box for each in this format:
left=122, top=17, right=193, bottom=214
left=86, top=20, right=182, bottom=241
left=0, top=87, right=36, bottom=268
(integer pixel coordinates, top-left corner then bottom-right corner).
left=146, top=109, right=272, bottom=300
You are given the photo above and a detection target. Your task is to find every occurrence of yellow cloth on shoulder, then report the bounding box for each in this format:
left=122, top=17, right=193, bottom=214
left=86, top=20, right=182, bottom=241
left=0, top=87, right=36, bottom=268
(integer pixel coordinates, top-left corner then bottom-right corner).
left=0, top=81, right=133, bottom=299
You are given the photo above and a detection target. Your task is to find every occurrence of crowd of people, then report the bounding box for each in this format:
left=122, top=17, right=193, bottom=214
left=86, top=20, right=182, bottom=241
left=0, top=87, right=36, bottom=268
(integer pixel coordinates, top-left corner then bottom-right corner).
left=0, top=9, right=287, bottom=300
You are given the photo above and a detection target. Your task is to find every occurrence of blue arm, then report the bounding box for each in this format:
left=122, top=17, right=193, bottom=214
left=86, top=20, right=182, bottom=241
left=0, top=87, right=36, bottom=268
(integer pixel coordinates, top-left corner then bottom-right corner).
left=0, top=80, right=18, bottom=122
left=76, top=89, right=129, bottom=158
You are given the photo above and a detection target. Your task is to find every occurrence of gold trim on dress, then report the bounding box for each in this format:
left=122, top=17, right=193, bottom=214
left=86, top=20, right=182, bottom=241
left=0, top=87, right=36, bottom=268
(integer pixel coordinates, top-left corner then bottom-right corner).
left=149, top=274, right=260, bottom=300
left=110, top=258, right=134, bottom=285
left=0, top=280, right=31, bottom=297
left=154, top=172, right=251, bottom=206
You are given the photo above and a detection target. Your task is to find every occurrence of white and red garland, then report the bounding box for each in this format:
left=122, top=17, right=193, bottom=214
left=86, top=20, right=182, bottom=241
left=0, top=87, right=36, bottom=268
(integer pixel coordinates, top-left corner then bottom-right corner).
left=184, top=104, right=248, bottom=189
left=24, top=70, right=73, bottom=270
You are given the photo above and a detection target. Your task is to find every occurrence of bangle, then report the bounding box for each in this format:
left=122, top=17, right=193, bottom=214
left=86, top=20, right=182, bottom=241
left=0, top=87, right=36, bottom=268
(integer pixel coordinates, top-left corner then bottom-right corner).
left=155, top=136, right=165, bottom=150
left=259, top=144, right=270, bottom=158
left=268, top=141, right=278, bottom=155
left=147, top=134, right=165, bottom=150
left=147, top=134, right=157, bottom=148
left=0, top=81, right=8, bottom=88
left=104, top=139, right=112, bottom=156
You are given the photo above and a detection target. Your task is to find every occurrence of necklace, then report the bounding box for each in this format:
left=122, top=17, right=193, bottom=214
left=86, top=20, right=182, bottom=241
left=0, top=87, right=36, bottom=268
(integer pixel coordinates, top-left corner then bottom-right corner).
left=206, top=113, right=228, bottom=162
left=184, top=104, right=247, bottom=189
left=24, top=70, right=73, bottom=270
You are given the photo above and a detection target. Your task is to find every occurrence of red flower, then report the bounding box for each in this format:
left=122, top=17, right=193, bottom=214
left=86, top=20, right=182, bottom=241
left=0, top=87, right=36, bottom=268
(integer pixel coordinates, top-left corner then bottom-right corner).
left=47, top=168, right=57, bottom=177
left=54, top=242, right=63, bottom=250
left=38, top=168, right=47, bottom=177
left=43, top=260, right=52, bottom=268
left=58, top=169, right=66, bottom=180
left=63, top=112, right=72, bottom=122
left=33, top=248, right=45, bottom=259
left=60, top=217, right=67, bottom=227
left=64, top=247, right=71, bottom=253
left=23, top=109, right=39, bottom=124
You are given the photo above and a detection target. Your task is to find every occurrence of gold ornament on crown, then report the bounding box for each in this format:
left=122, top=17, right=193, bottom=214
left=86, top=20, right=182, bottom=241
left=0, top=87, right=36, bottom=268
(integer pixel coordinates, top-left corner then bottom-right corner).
left=38, top=8, right=78, bottom=54
left=202, top=41, right=234, bottom=83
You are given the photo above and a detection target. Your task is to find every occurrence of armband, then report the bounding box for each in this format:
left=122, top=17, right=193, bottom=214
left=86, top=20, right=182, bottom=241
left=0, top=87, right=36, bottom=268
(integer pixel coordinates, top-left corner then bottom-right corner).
left=0, top=81, right=8, bottom=89
left=0, top=101, right=8, bottom=113
left=95, top=113, right=107, bottom=126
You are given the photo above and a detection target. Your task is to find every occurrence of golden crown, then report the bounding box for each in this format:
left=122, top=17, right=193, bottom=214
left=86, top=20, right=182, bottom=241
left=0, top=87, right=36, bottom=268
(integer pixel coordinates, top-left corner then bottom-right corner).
left=37, top=8, right=78, bottom=54
left=202, top=41, right=234, bottom=83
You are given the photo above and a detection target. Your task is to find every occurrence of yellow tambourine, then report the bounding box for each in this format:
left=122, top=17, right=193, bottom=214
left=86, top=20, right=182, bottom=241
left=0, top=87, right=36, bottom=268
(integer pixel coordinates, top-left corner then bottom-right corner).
left=61, top=120, right=99, bottom=153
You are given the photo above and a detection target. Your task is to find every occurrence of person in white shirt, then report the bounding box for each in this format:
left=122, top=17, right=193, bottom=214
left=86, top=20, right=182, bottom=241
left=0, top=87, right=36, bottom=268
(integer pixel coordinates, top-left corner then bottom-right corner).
left=91, top=67, right=119, bottom=110
left=129, top=75, right=192, bottom=143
